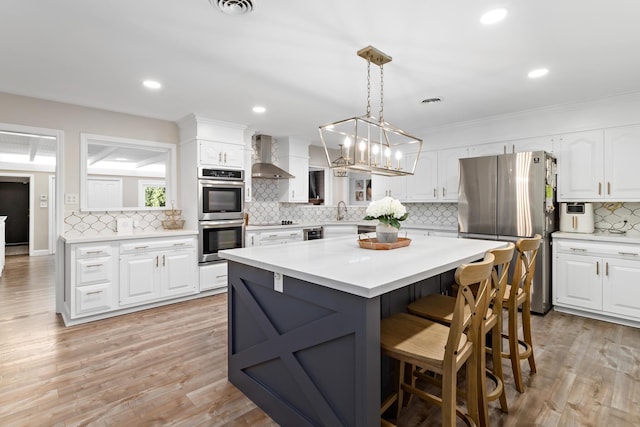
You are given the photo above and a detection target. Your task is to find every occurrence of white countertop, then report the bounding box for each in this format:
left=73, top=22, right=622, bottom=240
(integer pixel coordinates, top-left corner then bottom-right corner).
left=553, top=230, right=640, bottom=245
left=246, top=221, right=457, bottom=232
left=0, top=216, right=6, bottom=223
left=62, top=229, right=198, bottom=244
left=219, top=235, right=504, bottom=298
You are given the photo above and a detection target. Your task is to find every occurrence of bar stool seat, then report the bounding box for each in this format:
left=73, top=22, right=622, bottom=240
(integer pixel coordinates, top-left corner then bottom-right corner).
left=406, top=244, right=515, bottom=426
left=501, top=235, right=541, bottom=394
left=380, top=253, right=494, bottom=427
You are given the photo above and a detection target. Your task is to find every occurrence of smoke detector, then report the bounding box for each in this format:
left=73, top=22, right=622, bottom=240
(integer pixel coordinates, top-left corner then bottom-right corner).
left=209, top=0, right=256, bottom=15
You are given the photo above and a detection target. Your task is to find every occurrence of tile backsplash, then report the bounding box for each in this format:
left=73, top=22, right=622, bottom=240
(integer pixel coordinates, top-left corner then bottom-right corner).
left=64, top=210, right=166, bottom=236
left=594, top=202, right=640, bottom=233
left=247, top=178, right=458, bottom=226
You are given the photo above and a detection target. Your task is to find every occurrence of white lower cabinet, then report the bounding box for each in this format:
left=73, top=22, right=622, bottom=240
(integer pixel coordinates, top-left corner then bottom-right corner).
left=553, top=236, right=640, bottom=325
left=64, top=234, right=199, bottom=325
left=200, top=261, right=228, bottom=291
left=119, top=238, right=197, bottom=306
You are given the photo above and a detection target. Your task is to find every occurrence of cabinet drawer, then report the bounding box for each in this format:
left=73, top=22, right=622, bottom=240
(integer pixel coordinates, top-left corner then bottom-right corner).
left=200, top=262, right=227, bottom=291
left=76, top=257, right=113, bottom=285
left=120, top=238, right=194, bottom=254
left=554, top=239, right=640, bottom=257
left=75, top=282, right=114, bottom=315
left=76, top=245, right=113, bottom=258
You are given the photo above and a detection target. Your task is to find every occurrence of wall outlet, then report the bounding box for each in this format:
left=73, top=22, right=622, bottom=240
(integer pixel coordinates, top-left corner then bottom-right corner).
left=64, top=193, right=78, bottom=204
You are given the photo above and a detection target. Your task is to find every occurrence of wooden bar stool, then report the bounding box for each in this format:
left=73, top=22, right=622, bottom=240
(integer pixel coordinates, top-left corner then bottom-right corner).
left=380, top=253, right=494, bottom=427
left=406, top=244, right=515, bottom=426
left=501, top=234, right=541, bottom=393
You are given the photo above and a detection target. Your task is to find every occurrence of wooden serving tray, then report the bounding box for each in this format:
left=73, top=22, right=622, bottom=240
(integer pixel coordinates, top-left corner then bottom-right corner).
left=358, top=237, right=412, bottom=250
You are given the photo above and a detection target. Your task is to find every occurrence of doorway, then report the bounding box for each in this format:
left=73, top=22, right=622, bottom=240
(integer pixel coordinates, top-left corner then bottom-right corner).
left=0, top=180, right=30, bottom=248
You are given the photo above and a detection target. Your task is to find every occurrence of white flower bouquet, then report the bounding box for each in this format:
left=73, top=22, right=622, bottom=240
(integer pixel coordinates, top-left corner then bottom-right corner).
left=364, top=196, right=409, bottom=229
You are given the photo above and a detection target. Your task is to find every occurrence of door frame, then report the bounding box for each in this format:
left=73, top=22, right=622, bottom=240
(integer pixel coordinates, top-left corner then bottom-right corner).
left=49, top=175, right=56, bottom=254
left=0, top=121, right=65, bottom=311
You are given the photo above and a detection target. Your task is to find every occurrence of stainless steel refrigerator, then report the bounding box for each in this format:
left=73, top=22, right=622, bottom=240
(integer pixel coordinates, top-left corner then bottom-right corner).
left=458, top=151, right=557, bottom=314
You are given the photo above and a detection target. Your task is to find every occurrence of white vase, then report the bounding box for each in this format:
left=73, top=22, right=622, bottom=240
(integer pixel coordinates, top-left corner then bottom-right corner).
left=376, top=222, right=398, bottom=243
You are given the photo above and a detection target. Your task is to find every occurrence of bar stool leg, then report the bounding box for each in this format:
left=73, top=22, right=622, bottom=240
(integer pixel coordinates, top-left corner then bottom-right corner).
left=491, top=324, right=508, bottom=411
left=522, top=299, right=537, bottom=374
left=508, top=302, right=525, bottom=393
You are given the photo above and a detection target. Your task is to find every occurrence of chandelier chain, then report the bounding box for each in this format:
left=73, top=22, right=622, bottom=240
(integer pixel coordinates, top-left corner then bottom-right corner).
left=379, top=63, right=384, bottom=123
left=366, top=59, right=371, bottom=117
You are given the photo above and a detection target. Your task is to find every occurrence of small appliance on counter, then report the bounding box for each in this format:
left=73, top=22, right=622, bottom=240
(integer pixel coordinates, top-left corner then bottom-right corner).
left=559, top=202, right=594, bottom=233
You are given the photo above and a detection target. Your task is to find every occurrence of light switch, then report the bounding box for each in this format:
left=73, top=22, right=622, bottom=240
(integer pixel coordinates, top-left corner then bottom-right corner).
left=65, top=193, right=78, bottom=204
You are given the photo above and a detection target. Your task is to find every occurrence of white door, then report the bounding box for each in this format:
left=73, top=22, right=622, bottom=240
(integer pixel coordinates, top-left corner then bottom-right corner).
left=603, top=258, right=640, bottom=319
left=87, top=178, right=122, bottom=210
left=604, top=125, right=640, bottom=200
left=119, top=254, right=159, bottom=305
left=556, top=130, right=604, bottom=200
left=162, top=249, right=197, bottom=297
left=554, top=253, right=602, bottom=310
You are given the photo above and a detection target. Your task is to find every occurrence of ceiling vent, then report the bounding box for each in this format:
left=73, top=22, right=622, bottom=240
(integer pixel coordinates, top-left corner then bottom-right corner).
left=421, top=97, right=443, bottom=104
left=209, top=0, right=256, bottom=15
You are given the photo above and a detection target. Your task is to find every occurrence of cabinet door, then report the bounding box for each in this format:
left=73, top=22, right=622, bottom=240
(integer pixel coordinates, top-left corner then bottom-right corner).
left=604, top=125, right=640, bottom=200
left=371, top=175, right=390, bottom=200
left=556, top=130, right=604, bottom=200
left=510, top=136, right=554, bottom=154
left=162, top=249, right=197, bottom=297
left=222, top=143, right=245, bottom=169
left=405, top=151, right=437, bottom=201
left=120, top=255, right=160, bottom=305
left=75, top=282, right=115, bottom=316
left=603, top=258, right=640, bottom=319
left=245, top=231, right=260, bottom=247
left=438, top=147, right=466, bottom=201
left=554, top=253, right=602, bottom=310
left=199, top=140, right=224, bottom=166
left=279, top=155, right=309, bottom=202
left=467, top=142, right=504, bottom=158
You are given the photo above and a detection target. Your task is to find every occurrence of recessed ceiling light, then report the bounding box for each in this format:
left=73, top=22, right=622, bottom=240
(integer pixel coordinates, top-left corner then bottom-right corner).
left=143, top=80, right=162, bottom=89
left=480, top=8, right=508, bottom=25
left=528, top=68, right=549, bottom=79
left=252, top=106, right=266, bottom=113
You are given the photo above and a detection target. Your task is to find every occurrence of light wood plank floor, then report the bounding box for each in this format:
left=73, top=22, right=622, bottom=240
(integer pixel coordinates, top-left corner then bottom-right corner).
left=1, top=254, right=640, bottom=426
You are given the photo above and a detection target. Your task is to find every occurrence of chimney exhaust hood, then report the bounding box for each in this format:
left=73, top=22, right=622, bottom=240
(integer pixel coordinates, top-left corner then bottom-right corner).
left=251, top=135, right=294, bottom=179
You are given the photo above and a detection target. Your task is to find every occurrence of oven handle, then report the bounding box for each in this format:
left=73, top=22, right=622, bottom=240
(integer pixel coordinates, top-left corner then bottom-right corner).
left=199, top=219, right=245, bottom=229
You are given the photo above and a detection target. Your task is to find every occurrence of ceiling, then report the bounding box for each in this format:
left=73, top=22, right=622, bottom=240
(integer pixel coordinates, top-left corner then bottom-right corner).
left=1, top=0, right=640, bottom=147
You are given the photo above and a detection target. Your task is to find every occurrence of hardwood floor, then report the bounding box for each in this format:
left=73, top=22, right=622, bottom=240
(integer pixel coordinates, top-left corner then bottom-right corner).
left=1, top=254, right=639, bottom=426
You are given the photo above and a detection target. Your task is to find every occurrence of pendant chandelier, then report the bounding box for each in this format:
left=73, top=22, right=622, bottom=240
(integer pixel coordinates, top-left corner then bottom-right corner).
left=320, top=46, right=423, bottom=177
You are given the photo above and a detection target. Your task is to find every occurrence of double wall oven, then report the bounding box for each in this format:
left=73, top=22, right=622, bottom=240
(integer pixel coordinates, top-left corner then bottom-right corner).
left=198, top=168, right=245, bottom=264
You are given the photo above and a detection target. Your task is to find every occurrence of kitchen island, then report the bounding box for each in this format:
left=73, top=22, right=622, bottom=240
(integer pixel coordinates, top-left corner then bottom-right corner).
left=219, top=235, right=504, bottom=427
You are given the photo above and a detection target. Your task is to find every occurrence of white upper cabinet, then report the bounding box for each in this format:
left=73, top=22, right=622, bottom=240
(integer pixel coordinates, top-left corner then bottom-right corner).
left=199, top=140, right=244, bottom=169
left=278, top=138, right=309, bottom=203
left=405, top=151, right=438, bottom=201
left=468, top=136, right=554, bottom=158
left=557, top=125, right=640, bottom=201
left=604, top=124, right=640, bottom=200
left=556, top=130, right=605, bottom=201
left=438, top=147, right=467, bottom=202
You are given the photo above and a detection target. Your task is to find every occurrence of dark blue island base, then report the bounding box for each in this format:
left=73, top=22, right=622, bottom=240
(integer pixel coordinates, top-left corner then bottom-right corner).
left=227, top=261, right=452, bottom=426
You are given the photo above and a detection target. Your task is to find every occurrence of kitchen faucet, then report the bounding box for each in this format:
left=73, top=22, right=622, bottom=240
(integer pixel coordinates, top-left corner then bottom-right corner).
left=337, top=201, right=347, bottom=221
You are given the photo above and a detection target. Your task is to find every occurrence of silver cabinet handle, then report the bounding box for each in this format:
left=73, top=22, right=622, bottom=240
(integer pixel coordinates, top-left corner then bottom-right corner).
left=596, top=261, right=600, bottom=276
left=219, top=152, right=222, bottom=163
left=86, top=250, right=105, bottom=255
left=572, top=216, right=577, bottom=230
left=86, top=263, right=103, bottom=268
left=215, top=274, right=228, bottom=279
left=433, top=188, right=436, bottom=197
left=251, top=236, right=254, bottom=245
left=606, top=262, right=609, bottom=276
left=173, top=242, right=185, bottom=246
left=224, top=152, right=227, bottom=164
left=134, top=245, right=149, bottom=250
left=163, top=255, right=166, bottom=267
left=570, top=248, right=587, bottom=252
left=618, top=252, right=639, bottom=256
left=442, top=187, right=446, bottom=197
left=598, top=182, right=602, bottom=195
left=86, top=290, right=103, bottom=295
left=156, top=255, right=159, bottom=267
left=607, top=182, right=611, bottom=195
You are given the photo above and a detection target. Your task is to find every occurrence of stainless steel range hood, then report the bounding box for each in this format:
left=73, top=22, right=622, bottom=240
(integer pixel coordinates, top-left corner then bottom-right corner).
left=251, top=135, right=294, bottom=179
